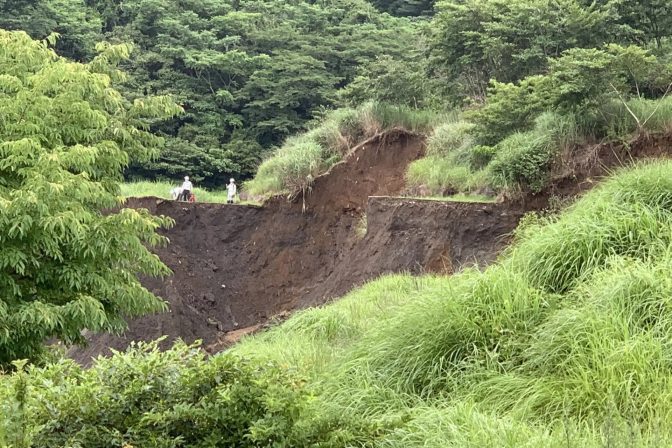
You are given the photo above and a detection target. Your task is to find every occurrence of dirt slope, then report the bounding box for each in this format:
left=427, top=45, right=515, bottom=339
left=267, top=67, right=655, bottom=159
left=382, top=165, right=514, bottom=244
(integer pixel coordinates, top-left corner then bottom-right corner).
left=71, top=130, right=527, bottom=361
left=70, top=130, right=672, bottom=362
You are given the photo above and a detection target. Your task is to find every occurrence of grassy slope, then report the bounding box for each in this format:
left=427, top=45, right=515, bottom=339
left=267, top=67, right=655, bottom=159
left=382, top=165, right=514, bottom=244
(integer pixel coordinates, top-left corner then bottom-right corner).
left=244, top=102, right=446, bottom=198
left=233, top=160, right=672, bottom=446
left=245, top=97, right=672, bottom=203
left=406, top=97, right=672, bottom=197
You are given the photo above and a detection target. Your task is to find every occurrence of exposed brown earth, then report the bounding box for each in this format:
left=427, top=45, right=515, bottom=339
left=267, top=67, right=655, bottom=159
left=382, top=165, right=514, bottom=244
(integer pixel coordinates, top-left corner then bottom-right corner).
left=70, top=130, right=672, bottom=362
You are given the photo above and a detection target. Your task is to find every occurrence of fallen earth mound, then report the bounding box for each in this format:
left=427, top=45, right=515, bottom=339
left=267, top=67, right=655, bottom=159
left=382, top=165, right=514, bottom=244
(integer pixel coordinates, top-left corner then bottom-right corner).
left=71, top=130, right=526, bottom=361
left=71, top=131, right=672, bottom=362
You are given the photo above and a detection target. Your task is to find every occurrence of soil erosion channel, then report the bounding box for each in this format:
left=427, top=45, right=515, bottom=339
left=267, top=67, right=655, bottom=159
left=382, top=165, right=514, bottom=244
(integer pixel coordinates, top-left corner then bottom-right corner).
left=72, top=130, right=528, bottom=361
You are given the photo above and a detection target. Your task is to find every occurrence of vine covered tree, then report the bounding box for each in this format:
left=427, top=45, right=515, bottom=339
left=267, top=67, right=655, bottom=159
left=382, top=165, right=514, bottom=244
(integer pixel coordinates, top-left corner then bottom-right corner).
left=0, top=30, right=181, bottom=366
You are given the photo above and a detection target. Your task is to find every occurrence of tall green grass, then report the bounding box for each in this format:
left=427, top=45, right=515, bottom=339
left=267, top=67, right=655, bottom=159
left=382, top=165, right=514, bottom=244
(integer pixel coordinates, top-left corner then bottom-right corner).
left=406, top=119, right=489, bottom=195
left=245, top=102, right=445, bottom=198
left=233, top=160, right=672, bottom=446
left=425, top=120, right=475, bottom=157
left=408, top=96, right=672, bottom=198
left=406, top=157, right=488, bottom=193
left=592, top=96, right=672, bottom=139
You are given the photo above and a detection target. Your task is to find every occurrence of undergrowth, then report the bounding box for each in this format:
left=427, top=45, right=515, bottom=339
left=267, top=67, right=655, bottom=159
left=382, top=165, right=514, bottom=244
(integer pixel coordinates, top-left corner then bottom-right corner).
left=0, top=342, right=307, bottom=447
left=407, top=96, right=672, bottom=197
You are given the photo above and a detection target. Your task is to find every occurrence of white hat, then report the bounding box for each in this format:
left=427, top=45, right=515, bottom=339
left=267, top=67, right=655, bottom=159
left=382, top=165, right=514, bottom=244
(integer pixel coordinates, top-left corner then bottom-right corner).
left=185, top=176, right=189, bottom=180
left=230, top=178, right=235, bottom=183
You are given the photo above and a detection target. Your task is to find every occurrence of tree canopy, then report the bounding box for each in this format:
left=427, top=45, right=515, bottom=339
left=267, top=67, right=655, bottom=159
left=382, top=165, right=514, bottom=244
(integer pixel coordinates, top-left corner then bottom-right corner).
left=428, top=0, right=672, bottom=101
left=0, top=30, right=181, bottom=366
left=2, top=0, right=421, bottom=187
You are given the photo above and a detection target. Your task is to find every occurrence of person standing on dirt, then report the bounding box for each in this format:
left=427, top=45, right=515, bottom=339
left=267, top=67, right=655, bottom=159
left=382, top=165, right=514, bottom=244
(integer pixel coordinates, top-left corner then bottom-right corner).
left=227, top=178, right=237, bottom=204
left=180, top=176, right=193, bottom=202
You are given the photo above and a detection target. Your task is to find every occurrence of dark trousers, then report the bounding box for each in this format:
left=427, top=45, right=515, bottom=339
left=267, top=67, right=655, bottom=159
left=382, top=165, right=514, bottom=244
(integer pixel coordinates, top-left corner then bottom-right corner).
left=180, top=190, right=191, bottom=201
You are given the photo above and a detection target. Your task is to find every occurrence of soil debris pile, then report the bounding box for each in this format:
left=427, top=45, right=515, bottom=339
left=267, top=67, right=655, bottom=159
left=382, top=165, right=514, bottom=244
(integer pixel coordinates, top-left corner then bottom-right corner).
left=71, top=130, right=529, bottom=361
left=74, top=129, right=672, bottom=361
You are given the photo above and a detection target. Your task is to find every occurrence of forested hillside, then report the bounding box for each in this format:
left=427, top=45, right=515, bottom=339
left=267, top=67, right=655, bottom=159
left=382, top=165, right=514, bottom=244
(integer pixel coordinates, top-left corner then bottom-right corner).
left=1, top=0, right=424, bottom=186
left=6, top=0, right=670, bottom=189
left=5, top=0, right=672, bottom=446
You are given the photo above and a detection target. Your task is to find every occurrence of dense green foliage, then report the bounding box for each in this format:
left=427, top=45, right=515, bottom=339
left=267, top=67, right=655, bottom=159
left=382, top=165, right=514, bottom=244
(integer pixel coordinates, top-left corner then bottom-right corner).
left=0, top=30, right=179, bottom=366
left=0, top=342, right=307, bottom=447
left=397, top=0, right=672, bottom=196
left=369, top=0, right=435, bottom=16
left=1, top=0, right=423, bottom=187
left=405, top=43, right=672, bottom=195
left=429, top=0, right=672, bottom=100
left=0, top=0, right=102, bottom=60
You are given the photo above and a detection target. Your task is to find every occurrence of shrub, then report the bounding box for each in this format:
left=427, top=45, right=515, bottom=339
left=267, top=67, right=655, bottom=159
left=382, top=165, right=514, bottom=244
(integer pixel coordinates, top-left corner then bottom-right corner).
left=488, top=131, right=555, bottom=192
left=0, top=361, right=30, bottom=448
left=468, top=45, right=663, bottom=147
left=1, top=341, right=309, bottom=448
left=469, top=145, right=497, bottom=170
left=467, top=75, right=556, bottom=145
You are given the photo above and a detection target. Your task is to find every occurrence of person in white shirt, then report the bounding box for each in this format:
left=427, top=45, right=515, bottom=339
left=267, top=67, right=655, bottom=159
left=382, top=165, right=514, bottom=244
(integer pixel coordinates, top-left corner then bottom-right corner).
left=227, top=178, right=237, bottom=204
left=180, top=176, right=193, bottom=201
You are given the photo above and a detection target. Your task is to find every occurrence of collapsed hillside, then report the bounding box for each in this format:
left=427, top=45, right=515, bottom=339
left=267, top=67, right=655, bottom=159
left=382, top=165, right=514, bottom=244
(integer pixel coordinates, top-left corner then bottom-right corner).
left=231, top=159, right=672, bottom=447
left=71, top=130, right=528, bottom=361
left=71, top=130, right=672, bottom=362
left=32, top=153, right=672, bottom=448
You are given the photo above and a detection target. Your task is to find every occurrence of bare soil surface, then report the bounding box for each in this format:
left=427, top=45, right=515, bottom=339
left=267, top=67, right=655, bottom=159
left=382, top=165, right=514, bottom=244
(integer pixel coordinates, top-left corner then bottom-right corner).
left=70, top=130, right=672, bottom=362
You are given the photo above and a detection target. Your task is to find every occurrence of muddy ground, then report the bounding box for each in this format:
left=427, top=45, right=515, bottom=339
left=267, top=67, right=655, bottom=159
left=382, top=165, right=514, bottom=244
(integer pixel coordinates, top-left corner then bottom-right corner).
left=70, top=130, right=672, bottom=362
